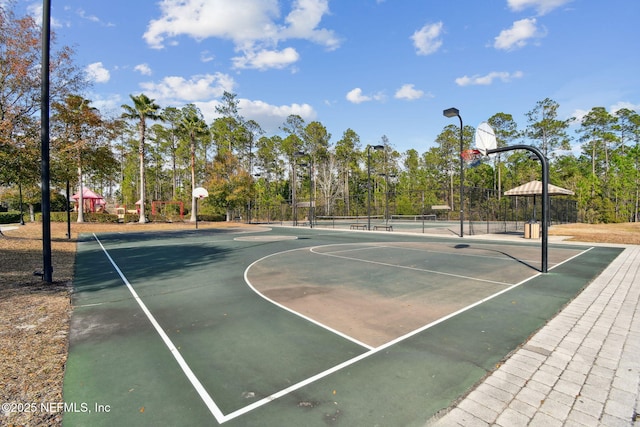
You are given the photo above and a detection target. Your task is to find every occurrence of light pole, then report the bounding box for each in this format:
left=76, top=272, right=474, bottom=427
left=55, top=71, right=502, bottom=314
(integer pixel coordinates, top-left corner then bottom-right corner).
left=296, top=150, right=314, bottom=228
left=309, top=160, right=314, bottom=228
left=381, top=147, right=390, bottom=224
left=297, top=159, right=313, bottom=228
left=443, top=107, right=464, bottom=238
left=253, top=173, right=261, bottom=223
left=291, top=158, right=297, bottom=226
left=40, top=0, right=53, bottom=282
left=293, top=151, right=307, bottom=226
left=65, top=168, right=71, bottom=238
left=367, top=144, right=384, bottom=230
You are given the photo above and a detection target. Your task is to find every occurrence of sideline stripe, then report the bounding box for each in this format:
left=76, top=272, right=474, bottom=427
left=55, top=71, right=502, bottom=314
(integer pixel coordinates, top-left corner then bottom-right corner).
left=310, top=244, right=514, bottom=286
left=92, top=234, right=226, bottom=424
left=90, top=234, right=594, bottom=424
left=226, top=245, right=594, bottom=422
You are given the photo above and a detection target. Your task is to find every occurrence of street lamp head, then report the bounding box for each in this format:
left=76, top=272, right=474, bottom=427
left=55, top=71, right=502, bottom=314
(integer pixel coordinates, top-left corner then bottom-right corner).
left=443, top=107, right=460, bottom=118
left=370, top=144, right=384, bottom=151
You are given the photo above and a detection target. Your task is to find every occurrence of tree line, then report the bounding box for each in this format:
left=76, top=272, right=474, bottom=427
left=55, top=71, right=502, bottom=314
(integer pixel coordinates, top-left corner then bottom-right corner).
left=1, top=5, right=639, bottom=224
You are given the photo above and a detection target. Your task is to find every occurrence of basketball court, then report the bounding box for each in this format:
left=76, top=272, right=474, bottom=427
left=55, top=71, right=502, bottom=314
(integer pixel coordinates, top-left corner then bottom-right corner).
left=62, top=225, right=622, bottom=426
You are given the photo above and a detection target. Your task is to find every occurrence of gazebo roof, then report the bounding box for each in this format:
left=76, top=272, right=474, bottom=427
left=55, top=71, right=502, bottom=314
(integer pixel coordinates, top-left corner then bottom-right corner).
left=71, top=187, right=106, bottom=203
left=504, top=180, right=574, bottom=196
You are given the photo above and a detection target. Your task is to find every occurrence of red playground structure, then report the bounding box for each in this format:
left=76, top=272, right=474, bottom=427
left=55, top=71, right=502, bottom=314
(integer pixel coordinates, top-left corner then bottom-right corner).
left=151, top=200, right=184, bottom=220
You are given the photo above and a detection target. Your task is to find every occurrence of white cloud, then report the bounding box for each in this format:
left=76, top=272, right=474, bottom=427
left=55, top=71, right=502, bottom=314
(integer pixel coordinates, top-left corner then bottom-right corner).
left=455, top=71, right=524, bottom=86
left=143, top=0, right=279, bottom=49
left=411, top=22, right=444, bottom=56
left=76, top=8, right=114, bottom=26
left=610, top=101, right=640, bottom=113
left=570, top=101, right=640, bottom=125
left=346, top=88, right=369, bottom=104
left=494, top=18, right=545, bottom=50
left=193, top=98, right=316, bottom=132
left=77, top=9, right=100, bottom=23
left=232, top=47, right=300, bottom=70
left=279, top=0, right=340, bottom=50
left=134, top=63, right=152, bottom=76
left=85, top=62, right=110, bottom=83
left=143, top=0, right=339, bottom=70
left=570, top=108, right=589, bottom=124
left=394, top=84, right=426, bottom=101
left=139, top=73, right=236, bottom=104
left=507, top=0, right=573, bottom=15
left=346, top=88, right=385, bottom=104
left=26, top=3, right=65, bottom=28
left=239, top=99, right=317, bottom=132
left=87, top=93, right=123, bottom=117
left=200, top=50, right=215, bottom=63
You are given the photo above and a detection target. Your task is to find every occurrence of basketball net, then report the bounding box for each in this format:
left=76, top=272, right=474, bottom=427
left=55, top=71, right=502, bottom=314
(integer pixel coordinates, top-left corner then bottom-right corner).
left=461, top=149, right=483, bottom=168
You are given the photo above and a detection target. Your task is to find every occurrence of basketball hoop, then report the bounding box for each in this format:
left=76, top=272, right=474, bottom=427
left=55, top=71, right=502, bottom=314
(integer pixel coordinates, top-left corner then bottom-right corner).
left=461, top=149, right=483, bottom=168
left=192, top=187, right=209, bottom=199
left=192, top=187, right=209, bottom=229
left=474, top=122, right=497, bottom=156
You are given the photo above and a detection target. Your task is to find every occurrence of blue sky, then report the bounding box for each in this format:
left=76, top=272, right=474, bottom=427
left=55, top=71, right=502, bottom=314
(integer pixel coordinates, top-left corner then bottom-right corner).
left=13, top=0, right=640, bottom=153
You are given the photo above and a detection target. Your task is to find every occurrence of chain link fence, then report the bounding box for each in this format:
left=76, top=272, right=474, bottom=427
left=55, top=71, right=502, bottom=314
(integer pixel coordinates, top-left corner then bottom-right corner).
left=246, top=186, right=577, bottom=236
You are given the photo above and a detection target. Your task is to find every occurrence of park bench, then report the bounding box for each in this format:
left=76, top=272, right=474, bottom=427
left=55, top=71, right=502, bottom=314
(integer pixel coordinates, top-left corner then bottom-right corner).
left=373, top=225, right=393, bottom=231
left=350, top=223, right=367, bottom=230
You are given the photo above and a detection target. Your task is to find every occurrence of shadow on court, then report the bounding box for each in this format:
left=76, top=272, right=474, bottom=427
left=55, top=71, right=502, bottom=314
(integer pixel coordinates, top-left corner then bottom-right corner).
left=62, top=227, right=623, bottom=426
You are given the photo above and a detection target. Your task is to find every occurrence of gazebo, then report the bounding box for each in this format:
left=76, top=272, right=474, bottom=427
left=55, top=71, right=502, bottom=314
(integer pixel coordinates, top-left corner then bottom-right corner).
left=504, top=180, right=574, bottom=198
left=71, top=187, right=106, bottom=213
left=504, top=180, right=574, bottom=231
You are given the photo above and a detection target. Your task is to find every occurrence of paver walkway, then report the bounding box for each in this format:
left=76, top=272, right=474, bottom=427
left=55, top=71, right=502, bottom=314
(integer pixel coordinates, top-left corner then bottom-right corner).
left=428, top=245, right=640, bottom=426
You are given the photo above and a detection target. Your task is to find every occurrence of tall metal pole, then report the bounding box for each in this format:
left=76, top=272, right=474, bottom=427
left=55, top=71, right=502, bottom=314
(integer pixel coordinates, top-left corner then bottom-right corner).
left=487, top=145, right=549, bottom=273
left=384, top=149, right=389, bottom=225
left=458, top=115, right=464, bottom=238
left=309, top=161, right=314, bottom=228
left=367, top=146, right=372, bottom=231
left=66, top=177, right=71, bottom=239
left=194, top=197, right=198, bottom=229
left=41, top=0, right=53, bottom=282
left=292, top=159, right=297, bottom=226
left=367, top=145, right=384, bottom=230
left=444, top=108, right=464, bottom=238
left=293, top=151, right=307, bottom=226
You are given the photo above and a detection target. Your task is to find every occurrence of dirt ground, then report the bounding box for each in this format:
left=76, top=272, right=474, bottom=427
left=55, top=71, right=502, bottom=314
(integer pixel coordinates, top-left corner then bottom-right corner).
left=1, top=220, right=638, bottom=426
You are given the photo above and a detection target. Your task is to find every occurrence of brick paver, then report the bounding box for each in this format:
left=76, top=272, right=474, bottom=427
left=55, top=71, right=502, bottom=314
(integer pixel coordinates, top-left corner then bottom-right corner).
left=428, top=245, right=640, bottom=426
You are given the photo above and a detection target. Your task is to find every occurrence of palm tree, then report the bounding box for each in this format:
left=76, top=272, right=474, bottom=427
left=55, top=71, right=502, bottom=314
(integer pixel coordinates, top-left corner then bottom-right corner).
left=121, top=94, right=161, bottom=223
left=179, top=104, right=209, bottom=222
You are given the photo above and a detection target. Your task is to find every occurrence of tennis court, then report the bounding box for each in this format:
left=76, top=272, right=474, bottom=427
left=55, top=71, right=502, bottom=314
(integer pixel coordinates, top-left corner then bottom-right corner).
left=313, top=214, right=523, bottom=235
left=62, top=225, right=622, bottom=426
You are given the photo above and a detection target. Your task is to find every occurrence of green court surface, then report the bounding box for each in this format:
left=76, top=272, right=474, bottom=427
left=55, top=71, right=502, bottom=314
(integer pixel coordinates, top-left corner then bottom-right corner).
left=62, top=226, right=622, bottom=426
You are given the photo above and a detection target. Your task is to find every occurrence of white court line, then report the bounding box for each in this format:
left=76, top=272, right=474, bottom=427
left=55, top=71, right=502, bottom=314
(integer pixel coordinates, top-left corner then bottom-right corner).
left=243, top=247, right=374, bottom=350
left=225, top=245, right=595, bottom=422
left=375, top=243, right=547, bottom=265
left=318, top=242, right=575, bottom=268
left=92, top=234, right=226, bottom=424
left=89, top=234, right=594, bottom=424
left=310, top=243, right=514, bottom=287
